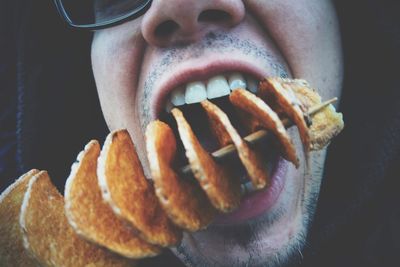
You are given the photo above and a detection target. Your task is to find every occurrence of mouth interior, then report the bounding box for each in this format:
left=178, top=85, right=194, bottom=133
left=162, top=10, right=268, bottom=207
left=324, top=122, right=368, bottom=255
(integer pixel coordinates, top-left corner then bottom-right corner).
left=159, top=95, right=281, bottom=186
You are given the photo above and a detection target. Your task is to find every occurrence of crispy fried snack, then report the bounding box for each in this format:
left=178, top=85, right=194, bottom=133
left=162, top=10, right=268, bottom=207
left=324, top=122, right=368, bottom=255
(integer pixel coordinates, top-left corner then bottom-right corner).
left=65, top=140, right=161, bottom=259
left=0, top=169, right=39, bottom=267
left=201, top=100, right=270, bottom=190
left=230, top=89, right=299, bottom=168
left=19, top=171, right=135, bottom=267
left=172, top=108, right=241, bottom=212
left=97, top=130, right=182, bottom=247
left=146, top=120, right=216, bottom=230
left=277, top=78, right=344, bottom=150
left=259, top=77, right=311, bottom=152
left=0, top=76, right=344, bottom=266
left=235, top=107, right=263, bottom=135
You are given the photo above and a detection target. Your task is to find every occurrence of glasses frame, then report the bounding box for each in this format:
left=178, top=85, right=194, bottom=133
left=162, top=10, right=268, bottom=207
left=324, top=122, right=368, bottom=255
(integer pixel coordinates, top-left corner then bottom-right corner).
left=53, top=0, right=152, bottom=30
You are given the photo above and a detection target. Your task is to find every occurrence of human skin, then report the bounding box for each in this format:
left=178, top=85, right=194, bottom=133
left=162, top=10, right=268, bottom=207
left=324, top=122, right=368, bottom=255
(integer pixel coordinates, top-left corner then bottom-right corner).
left=91, top=0, right=343, bottom=266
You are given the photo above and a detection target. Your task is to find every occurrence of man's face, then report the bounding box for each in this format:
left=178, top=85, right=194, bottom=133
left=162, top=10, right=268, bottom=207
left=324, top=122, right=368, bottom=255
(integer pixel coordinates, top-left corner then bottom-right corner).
left=91, top=0, right=343, bottom=266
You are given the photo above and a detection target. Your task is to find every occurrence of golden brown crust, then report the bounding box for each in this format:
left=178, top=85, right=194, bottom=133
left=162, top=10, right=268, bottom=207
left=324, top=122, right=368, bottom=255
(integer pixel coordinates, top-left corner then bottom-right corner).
left=0, top=76, right=345, bottom=265
left=65, top=140, right=162, bottom=259
left=164, top=101, right=242, bottom=212
left=20, top=171, right=135, bottom=267
left=201, top=100, right=268, bottom=194
left=309, top=109, right=344, bottom=150
left=0, top=169, right=39, bottom=267
left=280, top=79, right=319, bottom=110
left=280, top=79, right=345, bottom=150
left=97, top=130, right=182, bottom=247
left=259, top=77, right=311, bottom=153
left=207, top=107, right=234, bottom=147
left=235, top=107, right=263, bottom=135
left=146, top=120, right=216, bottom=230
left=230, top=89, right=299, bottom=168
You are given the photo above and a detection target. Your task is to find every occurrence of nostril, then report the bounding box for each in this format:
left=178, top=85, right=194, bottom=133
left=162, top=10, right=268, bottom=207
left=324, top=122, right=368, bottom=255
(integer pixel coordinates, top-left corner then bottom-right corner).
left=155, top=20, right=179, bottom=38
left=198, top=9, right=231, bottom=23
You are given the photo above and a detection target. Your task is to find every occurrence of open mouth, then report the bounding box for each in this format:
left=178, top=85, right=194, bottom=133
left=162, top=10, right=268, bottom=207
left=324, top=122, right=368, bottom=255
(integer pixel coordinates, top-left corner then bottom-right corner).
left=155, top=71, right=292, bottom=224
left=159, top=72, right=277, bottom=177
left=146, top=69, right=344, bottom=227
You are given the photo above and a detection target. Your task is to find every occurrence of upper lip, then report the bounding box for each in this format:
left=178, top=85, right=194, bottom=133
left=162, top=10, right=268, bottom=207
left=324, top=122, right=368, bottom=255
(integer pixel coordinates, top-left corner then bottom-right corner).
left=151, top=59, right=269, bottom=118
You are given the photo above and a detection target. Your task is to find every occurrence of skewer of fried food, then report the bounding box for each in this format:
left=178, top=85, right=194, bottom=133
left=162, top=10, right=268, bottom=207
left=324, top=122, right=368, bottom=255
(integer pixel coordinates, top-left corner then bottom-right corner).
left=181, top=97, right=338, bottom=176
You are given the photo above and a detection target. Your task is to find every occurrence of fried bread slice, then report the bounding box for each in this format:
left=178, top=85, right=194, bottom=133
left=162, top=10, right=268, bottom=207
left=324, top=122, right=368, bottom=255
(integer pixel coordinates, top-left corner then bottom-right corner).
left=65, top=140, right=161, bottom=259
left=167, top=103, right=242, bottom=211
left=146, top=120, right=216, bottom=230
left=20, top=171, right=135, bottom=267
left=279, top=79, right=344, bottom=150
left=230, top=89, right=299, bottom=168
left=259, top=77, right=311, bottom=152
left=97, top=130, right=182, bottom=247
left=235, top=107, right=263, bottom=135
left=0, top=169, right=39, bottom=267
left=201, top=100, right=270, bottom=191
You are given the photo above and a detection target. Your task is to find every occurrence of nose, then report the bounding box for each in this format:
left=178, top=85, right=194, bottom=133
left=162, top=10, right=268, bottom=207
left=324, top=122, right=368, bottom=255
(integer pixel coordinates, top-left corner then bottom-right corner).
left=141, top=0, right=245, bottom=47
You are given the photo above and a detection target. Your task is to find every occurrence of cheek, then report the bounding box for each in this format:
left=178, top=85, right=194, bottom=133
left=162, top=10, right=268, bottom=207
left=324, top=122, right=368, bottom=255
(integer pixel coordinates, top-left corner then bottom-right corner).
left=91, top=23, right=146, bottom=130
left=246, top=0, right=343, bottom=100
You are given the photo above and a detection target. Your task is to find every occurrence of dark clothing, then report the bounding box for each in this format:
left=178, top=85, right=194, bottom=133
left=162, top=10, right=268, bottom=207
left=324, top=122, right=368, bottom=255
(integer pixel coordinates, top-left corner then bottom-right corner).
left=0, top=0, right=108, bottom=191
left=1, top=0, right=399, bottom=266
left=303, top=1, right=400, bottom=266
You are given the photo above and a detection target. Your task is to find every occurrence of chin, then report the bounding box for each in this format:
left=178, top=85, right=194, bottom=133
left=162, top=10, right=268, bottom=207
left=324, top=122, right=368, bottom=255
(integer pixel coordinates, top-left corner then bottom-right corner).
left=171, top=140, right=327, bottom=267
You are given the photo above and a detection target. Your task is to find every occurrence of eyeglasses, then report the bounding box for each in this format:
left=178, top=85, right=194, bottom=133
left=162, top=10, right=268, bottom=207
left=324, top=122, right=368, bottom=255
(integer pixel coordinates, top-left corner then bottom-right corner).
left=53, top=0, right=152, bottom=30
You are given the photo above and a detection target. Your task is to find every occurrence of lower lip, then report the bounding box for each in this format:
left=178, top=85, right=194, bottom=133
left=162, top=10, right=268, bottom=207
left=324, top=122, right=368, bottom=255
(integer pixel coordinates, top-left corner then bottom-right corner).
left=213, top=158, right=288, bottom=225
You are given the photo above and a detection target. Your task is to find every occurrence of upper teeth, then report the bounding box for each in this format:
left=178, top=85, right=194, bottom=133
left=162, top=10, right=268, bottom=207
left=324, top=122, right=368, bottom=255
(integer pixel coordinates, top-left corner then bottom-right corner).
left=229, top=72, right=247, bottom=91
left=167, top=72, right=258, bottom=112
left=207, top=75, right=230, bottom=99
left=170, top=86, right=186, bottom=106
left=185, top=82, right=207, bottom=104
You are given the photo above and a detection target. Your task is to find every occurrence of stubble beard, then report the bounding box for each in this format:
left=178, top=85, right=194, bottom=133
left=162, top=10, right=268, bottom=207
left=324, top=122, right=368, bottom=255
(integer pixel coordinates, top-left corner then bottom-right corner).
left=135, top=30, right=326, bottom=267
left=173, top=149, right=326, bottom=267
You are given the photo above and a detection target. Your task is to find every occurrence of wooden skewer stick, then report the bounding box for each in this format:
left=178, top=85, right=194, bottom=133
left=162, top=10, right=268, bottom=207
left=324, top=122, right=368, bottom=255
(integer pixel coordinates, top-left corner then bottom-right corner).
left=180, top=97, right=338, bottom=176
